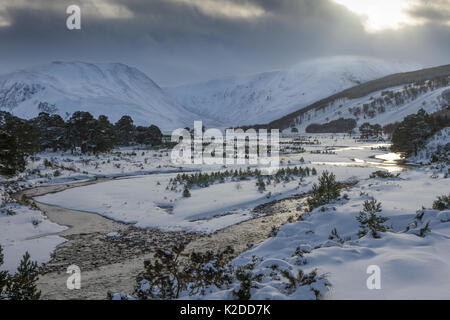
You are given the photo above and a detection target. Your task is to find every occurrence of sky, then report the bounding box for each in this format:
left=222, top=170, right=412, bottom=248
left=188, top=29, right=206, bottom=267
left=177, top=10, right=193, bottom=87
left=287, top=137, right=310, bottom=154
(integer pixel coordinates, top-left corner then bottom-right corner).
left=0, top=0, right=449, bottom=86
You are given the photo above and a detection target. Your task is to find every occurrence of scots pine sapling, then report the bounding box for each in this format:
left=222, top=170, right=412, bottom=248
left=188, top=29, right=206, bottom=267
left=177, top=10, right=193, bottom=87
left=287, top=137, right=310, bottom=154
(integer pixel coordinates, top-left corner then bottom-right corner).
left=2, top=251, right=41, bottom=300
left=418, top=221, right=431, bottom=237
left=432, top=194, right=450, bottom=211
left=0, top=246, right=8, bottom=299
left=356, top=200, right=390, bottom=239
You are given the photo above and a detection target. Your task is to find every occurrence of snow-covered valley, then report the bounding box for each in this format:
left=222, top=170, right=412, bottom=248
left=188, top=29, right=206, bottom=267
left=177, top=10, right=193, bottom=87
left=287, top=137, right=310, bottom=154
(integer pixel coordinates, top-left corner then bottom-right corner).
left=0, top=56, right=449, bottom=301
left=1, top=133, right=448, bottom=300
left=168, top=57, right=421, bottom=127
left=0, top=57, right=425, bottom=131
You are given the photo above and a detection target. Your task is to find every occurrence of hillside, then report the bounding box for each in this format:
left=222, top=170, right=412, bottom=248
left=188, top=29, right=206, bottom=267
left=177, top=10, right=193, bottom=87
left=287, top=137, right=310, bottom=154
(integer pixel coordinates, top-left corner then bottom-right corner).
left=168, top=57, right=420, bottom=127
left=0, top=62, right=203, bottom=132
left=267, top=64, right=450, bottom=132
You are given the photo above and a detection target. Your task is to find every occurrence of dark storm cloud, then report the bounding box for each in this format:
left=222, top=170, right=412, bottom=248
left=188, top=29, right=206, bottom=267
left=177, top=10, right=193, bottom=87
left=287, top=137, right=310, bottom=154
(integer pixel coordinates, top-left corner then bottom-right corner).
left=407, top=0, right=450, bottom=23
left=0, top=0, right=449, bottom=86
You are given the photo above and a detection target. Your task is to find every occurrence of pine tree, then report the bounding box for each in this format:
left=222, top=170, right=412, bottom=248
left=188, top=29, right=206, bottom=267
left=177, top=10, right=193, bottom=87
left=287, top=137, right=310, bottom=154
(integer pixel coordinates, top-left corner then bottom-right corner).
left=183, top=189, right=191, bottom=198
left=391, top=109, right=439, bottom=157
left=356, top=200, right=390, bottom=239
left=148, top=125, right=163, bottom=146
left=256, top=178, right=266, bottom=192
left=135, top=126, right=149, bottom=145
left=0, top=246, right=41, bottom=300
left=359, top=123, right=373, bottom=139
left=328, top=228, right=344, bottom=244
left=29, top=112, right=66, bottom=151
left=418, top=221, right=431, bottom=237
left=94, top=115, right=117, bottom=153
left=0, top=112, right=38, bottom=175
left=307, top=171, right=340, bottom=210
left=432, top=194, right=450, bottom=211
left=66, top=111, right=98, bottom=153
left=115, top=115, right=135, bottom=146
left=0, top=246, right=8, bottom=298
left=4, top=252, right=41, bottom=300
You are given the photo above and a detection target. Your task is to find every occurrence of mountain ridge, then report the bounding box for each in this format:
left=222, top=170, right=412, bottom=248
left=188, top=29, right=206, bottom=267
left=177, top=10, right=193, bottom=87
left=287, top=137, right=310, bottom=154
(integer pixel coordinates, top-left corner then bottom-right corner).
left=167, top=56, right=421, bottom=127
left=0, top=61, right=202, bottom=132
left=267, top=63, right=450, bottom=131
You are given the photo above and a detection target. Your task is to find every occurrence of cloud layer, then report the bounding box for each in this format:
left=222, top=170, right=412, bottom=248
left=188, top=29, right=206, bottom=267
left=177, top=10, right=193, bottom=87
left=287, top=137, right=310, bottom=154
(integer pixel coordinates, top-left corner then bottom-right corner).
left=0, top=0, right=449, bottom=85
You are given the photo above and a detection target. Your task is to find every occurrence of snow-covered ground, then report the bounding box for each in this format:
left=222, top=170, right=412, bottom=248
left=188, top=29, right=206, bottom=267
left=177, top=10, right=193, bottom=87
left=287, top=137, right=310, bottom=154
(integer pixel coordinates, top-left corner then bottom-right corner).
left=202, top=167, right=450, bottom=300
left=3, top=147, right=186, bottom=192
left=0, top=187, right=67, bottom=272
left=33, top=135, right=402, bottom=233
left=2, top=133, right=449, bottom=300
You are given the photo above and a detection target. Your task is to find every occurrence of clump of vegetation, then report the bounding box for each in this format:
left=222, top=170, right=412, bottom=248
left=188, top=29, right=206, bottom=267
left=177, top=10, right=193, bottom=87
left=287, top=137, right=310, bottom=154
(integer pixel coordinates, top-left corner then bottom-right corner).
left=133, top=244, right=235, bottom=300
left=391, top=108, right=449, bottom=157
left=432, top=194, right=450, bottom=211
left=328, top=228, right=350, bottom=244
left=4, top=208, right=16, bottom=216
left=0, top=110, right=164, bottom=176
left=280, top=269, right=329, bottom=298
left=370, top=170, right=398, bottom=179
left=186, top=248, right=235, bottom=296
left=418, top=221, right=431, bottom=237
left=168, top=166, right=315, bottom=193
left=307, top=171, right=341, bottom=211
left=232, top=266, right=256, bottom=300
left=232, top=257, right=262, bottom=300
left=256, top=178, right=266, bottom=192
left=43, top=159, right=54, bottom=168
left=0, top=112, right=38, bottom=176
left=182, top=189, right=191, bottom=198
left=359, top=123, right=383, bottom=139
left=0, top=246, right=7, bottom=298
left=405, top=211, right=433, bottom=237
left=269, top=226, right=279, bottom=237
left=0, top=245, right=41, bottom=300
left=305, top=118, right=356, bottom=134
left=356, top=200, right=390, bottom=239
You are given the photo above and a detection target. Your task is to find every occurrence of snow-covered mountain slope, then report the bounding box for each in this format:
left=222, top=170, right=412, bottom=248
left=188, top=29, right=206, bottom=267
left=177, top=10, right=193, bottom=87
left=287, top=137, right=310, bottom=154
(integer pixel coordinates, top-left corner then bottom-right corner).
left=167, top=57, right=421, bottom=126
left=0, top=62, right=203, bottom=132
left=409, top=127, right=450, bottom=164
left=284, top=78, right=450, bottom=134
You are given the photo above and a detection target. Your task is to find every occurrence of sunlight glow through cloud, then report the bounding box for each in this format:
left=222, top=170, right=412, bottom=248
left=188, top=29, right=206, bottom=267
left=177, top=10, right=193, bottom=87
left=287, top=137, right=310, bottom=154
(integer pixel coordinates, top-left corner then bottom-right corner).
left=333, top=0, right=424, bottom=32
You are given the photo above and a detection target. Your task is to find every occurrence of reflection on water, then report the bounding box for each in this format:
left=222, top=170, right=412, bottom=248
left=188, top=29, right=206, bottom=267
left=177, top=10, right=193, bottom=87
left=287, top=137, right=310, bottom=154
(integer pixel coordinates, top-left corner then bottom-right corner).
left=374, top=152, right=404, bottom=163
left=312, top=152, right=406, bottom=173
left=281, top=139, right=407, bottom=172
left=332, top=143, right=391, bottom=152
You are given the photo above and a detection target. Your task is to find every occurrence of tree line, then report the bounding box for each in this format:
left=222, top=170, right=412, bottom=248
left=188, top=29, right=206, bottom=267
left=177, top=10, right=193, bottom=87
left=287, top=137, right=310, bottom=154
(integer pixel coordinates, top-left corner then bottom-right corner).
left=0, top=111, right=163, bottom=176
left=391, top=108, right=449, bottom=157
left=305, top=118, right=357, bottom=134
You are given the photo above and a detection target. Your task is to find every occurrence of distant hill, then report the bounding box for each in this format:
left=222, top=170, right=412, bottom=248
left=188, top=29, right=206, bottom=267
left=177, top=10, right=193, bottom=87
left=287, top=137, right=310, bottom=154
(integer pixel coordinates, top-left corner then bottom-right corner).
left=168, top=57, right=420, bottom=127
left=0, top=61, right=205, bottom=132
left=264, top=64, right=450, bottom=132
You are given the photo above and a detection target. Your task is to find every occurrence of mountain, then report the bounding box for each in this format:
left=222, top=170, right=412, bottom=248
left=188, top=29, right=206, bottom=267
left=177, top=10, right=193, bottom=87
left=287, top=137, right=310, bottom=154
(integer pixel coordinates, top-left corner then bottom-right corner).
left=265, top=64, right=450, bottom=133
left=167, top=57, right=421, bottom=127
left=0, top=61, right=202, bottom=132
